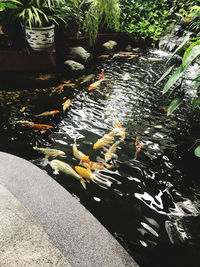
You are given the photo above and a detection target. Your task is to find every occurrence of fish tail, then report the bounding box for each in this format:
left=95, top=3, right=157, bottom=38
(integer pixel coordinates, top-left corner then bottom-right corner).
left=80, top=179, right=87, bottom=189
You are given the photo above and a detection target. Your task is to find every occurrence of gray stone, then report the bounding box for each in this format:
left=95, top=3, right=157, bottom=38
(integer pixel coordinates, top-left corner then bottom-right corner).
left=68, top=46, right=92, bottom=62
left=0, top=152, right=139, bottom=267
left=64, top=60, right=85, bottom=71
left=102, top=40, right=117, bottom=50
left=0, top=184, right=70, bottom=267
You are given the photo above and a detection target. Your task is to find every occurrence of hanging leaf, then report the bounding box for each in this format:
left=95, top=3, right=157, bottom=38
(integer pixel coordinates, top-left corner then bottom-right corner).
left=182, top=41, right=200, bottom=68
left=163, top=65, right=184, bottom=94
left=155, top=64, right=175, bottom=86
left=194, top=146, right=200, bottom=157
left=193, top=97, right=200, bottom=110
left=167, top=97, right=182, bottom=116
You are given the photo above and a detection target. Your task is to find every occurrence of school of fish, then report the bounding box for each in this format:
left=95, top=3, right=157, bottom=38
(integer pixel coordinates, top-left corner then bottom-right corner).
left=14, top=52, right=142, bottom=189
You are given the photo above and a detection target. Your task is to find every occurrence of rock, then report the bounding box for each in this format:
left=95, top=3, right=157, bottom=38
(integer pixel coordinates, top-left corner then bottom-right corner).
left=68, top=46, right=92, bottom=62
left=102, top=40, right=117, bottom=50
left=64, top=60, right=85, bottom=71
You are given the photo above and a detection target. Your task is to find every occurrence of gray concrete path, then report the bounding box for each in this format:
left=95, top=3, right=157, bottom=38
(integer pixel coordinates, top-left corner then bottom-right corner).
left=0, top=152, right=138, bottom=267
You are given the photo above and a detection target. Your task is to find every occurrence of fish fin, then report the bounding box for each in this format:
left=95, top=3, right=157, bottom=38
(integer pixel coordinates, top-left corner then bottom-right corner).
left=54, top=168, right=59, bottom=175
left=86, top=178, right=90, bottom=183
left=80, top=179, right=87, bottom=189
left=41, top=130, right=46, bottom=134
left=34, top=130, right=39, bottom=132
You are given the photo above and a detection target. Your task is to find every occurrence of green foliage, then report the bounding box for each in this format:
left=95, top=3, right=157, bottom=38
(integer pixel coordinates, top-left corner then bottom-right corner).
left=0, top=0, right=20, bottom=11
left=5, top=0, right=79, bottom=28
left=194, top=145, right=200, bottom=157
left=120, top=0, right=199, bottom=44
left=84, top=0, right=120, bottom=44
left=157, top=37, right=200, bottom=116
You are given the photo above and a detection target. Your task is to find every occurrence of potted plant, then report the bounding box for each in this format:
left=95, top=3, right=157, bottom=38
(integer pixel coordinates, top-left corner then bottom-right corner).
left=6, top=0, right=78, bottom=51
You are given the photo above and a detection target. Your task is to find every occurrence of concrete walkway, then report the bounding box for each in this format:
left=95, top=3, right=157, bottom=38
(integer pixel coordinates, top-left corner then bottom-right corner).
left=0, top=152, right=138, bottom=267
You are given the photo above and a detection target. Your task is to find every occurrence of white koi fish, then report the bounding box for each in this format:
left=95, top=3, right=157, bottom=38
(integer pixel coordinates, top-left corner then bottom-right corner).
left=88, top=78, right=105, bottom=90
left=50, top=160, right=86, bottom=189
left=104, top=140, right=121, bottom=162
left=33, top=144, right=65, bottom=158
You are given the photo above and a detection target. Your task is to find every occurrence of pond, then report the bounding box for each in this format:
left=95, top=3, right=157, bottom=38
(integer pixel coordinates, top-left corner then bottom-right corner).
left=0, top=46, right=200, bottom=267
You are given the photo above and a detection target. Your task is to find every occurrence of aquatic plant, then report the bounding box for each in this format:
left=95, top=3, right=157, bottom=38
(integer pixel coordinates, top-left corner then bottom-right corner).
left=84, top=0, right=120, bottom=44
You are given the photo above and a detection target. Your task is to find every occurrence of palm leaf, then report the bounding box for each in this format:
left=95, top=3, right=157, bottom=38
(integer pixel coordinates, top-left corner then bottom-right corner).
left=167, top=97, right=183, bottom=116
left=163, top=65, right=184, bottom=94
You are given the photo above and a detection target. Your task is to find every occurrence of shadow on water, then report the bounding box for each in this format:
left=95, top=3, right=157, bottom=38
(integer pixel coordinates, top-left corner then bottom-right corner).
left=0, top=47, right=200, bottom=267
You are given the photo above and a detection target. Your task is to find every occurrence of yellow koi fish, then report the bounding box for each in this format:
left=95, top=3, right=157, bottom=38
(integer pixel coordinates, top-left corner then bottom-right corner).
left=62, top=99, right=71, bottom=113
left=88, top=78, right=105, bottom=90
left=50, top=160, right=86, bottom=189
left=93, top=130, right=115, bottom=149
left=80, top=74, right=95, bottom=84
left=104, top=140, right=121, bottom=162
left=73, top=138, right=90, bottom=162
left=113, top=120, right=126, bottom=139
left=34, top=110, right=60, bottom=117
left=75, top=166, right=109, bottom=185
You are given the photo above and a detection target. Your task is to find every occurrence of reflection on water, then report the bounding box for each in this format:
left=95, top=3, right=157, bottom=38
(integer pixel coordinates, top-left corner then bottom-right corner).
left=1, top=48, right=200, bottom=267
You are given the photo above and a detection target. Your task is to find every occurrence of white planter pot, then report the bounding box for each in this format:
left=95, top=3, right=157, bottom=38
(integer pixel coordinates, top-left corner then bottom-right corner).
left=25, top=25, right=55, bottom=51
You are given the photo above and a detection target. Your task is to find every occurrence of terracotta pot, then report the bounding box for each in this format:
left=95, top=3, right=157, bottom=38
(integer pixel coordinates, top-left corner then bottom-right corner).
left=25, top=24, right=55, bottom=51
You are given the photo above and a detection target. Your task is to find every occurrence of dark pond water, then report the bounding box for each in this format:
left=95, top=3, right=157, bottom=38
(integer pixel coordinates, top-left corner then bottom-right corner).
left=0, top=47, right=200, bottom=267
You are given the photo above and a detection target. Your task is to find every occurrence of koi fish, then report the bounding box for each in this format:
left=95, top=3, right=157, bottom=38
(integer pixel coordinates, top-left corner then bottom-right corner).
left=34, top=110, right=60, bottom=118
left=122, top=73, right=131, bottom=81
left=112, top=52, right=138, bottom=59
left=50, top=160, right=86, bottom=189
left=51, top=84, right=64, bottom=94
left=98, top=72, right=104, bottom=79
left=62, top=99, right=71, bottom=113
left=80, top=74, right=95, bottom=84
left=79, top=160, right=105, bottom=170
left=33, top=144, right=65, bottom=158
left=104, top=140, right=121, bottom=162
left=98, top=54, right=110, bottom=58
left=134, top=137, right=142, bottom=159
left=93, top=130, right=115, bottom=149
left=88, top=78, right=105, bottom=90
left=14, top=121, right=54, bottom=133
left=73, top=138, right=90, bottom=162
left=75, top=166, right=109, bottom=185
left=113, top=120, right=126, bottom=139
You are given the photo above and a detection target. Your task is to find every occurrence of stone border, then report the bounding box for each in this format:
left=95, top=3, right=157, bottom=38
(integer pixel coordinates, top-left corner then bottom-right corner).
left=0, top=152, right=138, bottom=267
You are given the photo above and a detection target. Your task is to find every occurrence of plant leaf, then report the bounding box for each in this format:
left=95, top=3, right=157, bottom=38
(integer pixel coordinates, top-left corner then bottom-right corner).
left=163, top=65, right=184, bottom=94
left=194, top=146, right=200, bottom=157
left=167, top=97, right=182, bottom=116
left=155, top=64, right=175, bottom=86
left=182, top=41, right=200, bottom=68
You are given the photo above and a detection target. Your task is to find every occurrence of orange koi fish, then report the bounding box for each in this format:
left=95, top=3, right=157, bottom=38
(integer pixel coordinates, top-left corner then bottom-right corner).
left=88, top=78, right=105, bottom=90
left=79, top=160, right=105, bottom=170
left=62, top=99, right=71, bottom=113
left=134, top=137, right=142, bottom=159
left=15, top=121, right=54, bottom=133
left=52, top=84, right=65, bottom=94
left=73, top=138, right=90, bottom=162
left=98, top=72, right=104, bottom=79
left=34, top=110, right=60, bottom=118
left=93, top=130, right=115, bottom=149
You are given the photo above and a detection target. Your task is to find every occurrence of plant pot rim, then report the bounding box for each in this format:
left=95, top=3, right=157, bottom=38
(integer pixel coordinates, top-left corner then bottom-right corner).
left=24, top=24, right=55, bottom=31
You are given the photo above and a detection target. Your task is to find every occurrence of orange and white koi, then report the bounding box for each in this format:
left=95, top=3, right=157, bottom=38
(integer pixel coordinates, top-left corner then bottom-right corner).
left=62, top=99, right=71, bottom=113
left=88, top=78, right=105, bottom=90
left=14, top=121, right=54, bottom=133
left=51, top=160, right=86, bottom=189
left=73, top=138, right=90, bottom=162
left=93, top=130, right=115, bottom=149
left=134, top=137, right=142, bottom=159
left=34, top=110, right=60, bottom=117
left=112, top=52, right=134, bottom=58
left=79, top=160, right=105, bottom=170
left=104, top=140, right=121, bottom=162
